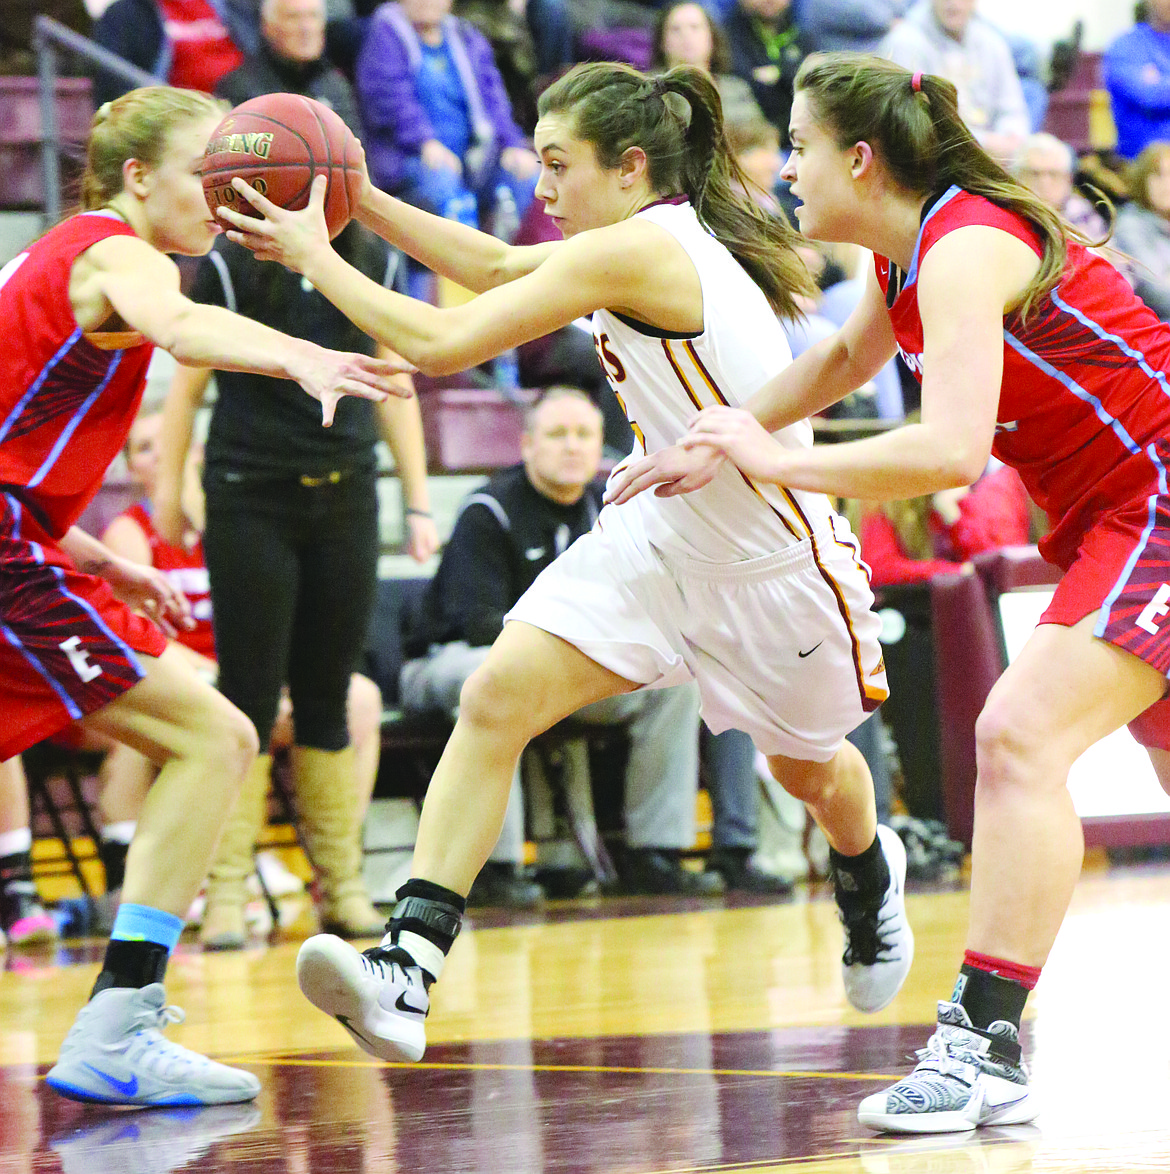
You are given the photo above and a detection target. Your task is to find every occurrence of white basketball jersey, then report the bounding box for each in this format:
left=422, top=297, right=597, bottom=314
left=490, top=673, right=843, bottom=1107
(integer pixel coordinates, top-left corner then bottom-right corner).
left=593, top=199, right=837, bottom=563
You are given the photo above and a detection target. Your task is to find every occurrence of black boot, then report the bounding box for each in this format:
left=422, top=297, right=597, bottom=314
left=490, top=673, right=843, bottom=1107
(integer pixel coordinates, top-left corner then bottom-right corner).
left=467, top=863, right=545, bottom=909
left=617, top=849, right=725, bottom=896
left=707, top=846, right=793, bottom=895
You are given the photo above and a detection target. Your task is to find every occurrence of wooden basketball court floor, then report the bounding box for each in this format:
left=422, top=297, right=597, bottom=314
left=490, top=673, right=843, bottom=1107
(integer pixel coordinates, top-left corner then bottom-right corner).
left=3, top=863, right=1170, bottom=1173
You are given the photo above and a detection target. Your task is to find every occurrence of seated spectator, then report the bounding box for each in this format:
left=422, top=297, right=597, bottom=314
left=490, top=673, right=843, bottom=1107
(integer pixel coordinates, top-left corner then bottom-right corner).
left=400, top=388, right=723, bottom=904
left=1105, top=0, right=1170, bottom=161
left=795, top=0, right=910, bottom=55
left=1015, top=132, right=1109, bottom=239
left=852, top=461, right=1032, bottom=588
left=0, top=757, right=58, bottom=947
left=453, top=0, right=540, bottom=132
left=216, top=0, right=358, bottom=130
left=356, top=0, right=539, bottom=231
left=651, top=1, right=767, bottom=129
left=90, top=0, right=246, bottom=106
left=2, top=0, right=91, bottom=76
left=95, top=409, right=387, bottom=946
left=1114, top=141, right=1170, bottom=321
left=879, top=0, right=1029, bottom=165
left=723, top=0, right=810, bottom=143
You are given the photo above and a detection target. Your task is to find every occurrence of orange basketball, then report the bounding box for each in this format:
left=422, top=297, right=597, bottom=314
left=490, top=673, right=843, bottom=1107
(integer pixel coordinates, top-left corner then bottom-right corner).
left=202, top=92, right=363, bottom=240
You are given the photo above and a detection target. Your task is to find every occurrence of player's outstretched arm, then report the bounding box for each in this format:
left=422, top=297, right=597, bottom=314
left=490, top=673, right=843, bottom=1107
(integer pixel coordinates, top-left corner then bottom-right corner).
left=220, top=176, right=639, bottom=375
left=672, top=229, right=1020, bottom=503
left=356, top=179, right=558, bottom=293
left=86, top=235, right=411, bottom=425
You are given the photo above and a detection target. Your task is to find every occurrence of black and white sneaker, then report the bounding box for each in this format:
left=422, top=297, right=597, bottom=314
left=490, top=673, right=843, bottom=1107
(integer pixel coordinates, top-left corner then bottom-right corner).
left=840, top=824, right=914, bottom=1012
left=858, top=1001, right=1036, bottom=1133
left=297, top=934, right=430, bottom=1062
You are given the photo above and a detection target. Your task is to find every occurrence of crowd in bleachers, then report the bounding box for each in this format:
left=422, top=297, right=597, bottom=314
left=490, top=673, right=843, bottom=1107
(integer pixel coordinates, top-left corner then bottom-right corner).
left=5, top=0, right=1170, bottom=941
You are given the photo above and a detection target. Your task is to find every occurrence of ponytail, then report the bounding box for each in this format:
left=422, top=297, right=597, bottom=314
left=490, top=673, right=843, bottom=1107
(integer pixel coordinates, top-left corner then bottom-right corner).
left=538, top=61, right=814, bottom=318
left=82, top=86, right=226, bottom=211
left=794, top=53, right=1098, bottom=322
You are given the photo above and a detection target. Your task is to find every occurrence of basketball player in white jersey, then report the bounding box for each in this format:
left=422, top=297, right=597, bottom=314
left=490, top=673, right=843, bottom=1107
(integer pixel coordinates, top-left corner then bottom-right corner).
left=217, top=60, right=913, bottom=1063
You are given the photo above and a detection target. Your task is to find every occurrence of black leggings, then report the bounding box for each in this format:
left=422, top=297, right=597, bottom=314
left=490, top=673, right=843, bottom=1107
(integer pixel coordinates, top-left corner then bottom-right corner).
left=202, top=467, right=380, bottom=750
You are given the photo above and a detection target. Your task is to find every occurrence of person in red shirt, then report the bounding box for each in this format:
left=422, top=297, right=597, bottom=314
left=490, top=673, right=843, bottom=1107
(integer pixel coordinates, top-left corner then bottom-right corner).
left=0, top=84, right=400, bottom=1108
left=857, top=460, right=1031, bottom=587
left=609, top=54, right=1170, bottom=1133
left=92, top=0, right=246, bottom=106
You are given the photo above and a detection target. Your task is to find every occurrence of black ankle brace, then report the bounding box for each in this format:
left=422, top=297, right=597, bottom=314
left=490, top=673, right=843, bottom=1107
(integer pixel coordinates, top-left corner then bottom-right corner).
left=962, top=1021, right=1023, bottom=1067
left=387, top=880, right=465, bottom=953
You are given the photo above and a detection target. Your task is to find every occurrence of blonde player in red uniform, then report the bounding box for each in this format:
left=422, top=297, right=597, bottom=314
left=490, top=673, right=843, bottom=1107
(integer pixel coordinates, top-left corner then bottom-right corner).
left=0, top=85, right=402, bottom=1107
left=218, top=60, right=913, bottom=1065
left=609, top=54, right=1170, bottom=1133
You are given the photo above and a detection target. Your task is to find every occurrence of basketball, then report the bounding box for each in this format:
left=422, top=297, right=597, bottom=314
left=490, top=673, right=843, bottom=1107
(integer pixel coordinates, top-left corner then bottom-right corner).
left=202, top=92, right=363, bottom=240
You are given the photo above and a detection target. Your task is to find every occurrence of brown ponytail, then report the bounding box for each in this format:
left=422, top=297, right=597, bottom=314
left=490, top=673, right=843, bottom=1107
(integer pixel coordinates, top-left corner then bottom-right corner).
left=794, top=53, right=1097, bottom=322
left=538, top=61, right=814, bottom=319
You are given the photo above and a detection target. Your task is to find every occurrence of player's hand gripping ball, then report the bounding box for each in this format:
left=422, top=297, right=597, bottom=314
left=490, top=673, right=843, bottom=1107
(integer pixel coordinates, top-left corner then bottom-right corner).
left=202, top=92, right=363, bottom=240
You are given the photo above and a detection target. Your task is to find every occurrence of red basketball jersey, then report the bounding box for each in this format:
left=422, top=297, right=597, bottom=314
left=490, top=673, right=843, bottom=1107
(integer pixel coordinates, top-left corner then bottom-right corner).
left=122, top=502, right=217, bottom=659
left=0, top=212, right=154, bottom=538
left=876, top=187, right=1170, bottom=569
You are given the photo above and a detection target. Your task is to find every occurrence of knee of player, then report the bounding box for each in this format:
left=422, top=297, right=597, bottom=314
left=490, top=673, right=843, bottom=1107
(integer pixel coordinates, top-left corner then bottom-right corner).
left=767, top=754, right=833, bottom=806
left=458, top=659, right=540, bottom=735
left=209, top=703, right=261, bottom=776
left=973, top=695, right=1044, bottom=788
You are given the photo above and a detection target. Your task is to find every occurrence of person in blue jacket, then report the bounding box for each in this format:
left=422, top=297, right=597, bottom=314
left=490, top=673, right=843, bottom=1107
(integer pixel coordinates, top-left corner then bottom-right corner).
left=1105, top=0, right=1170, bottom=160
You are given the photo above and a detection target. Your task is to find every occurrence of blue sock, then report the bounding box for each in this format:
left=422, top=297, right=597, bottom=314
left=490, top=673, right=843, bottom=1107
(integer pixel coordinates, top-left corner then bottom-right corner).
left=92, top=903, right=184, bottom=997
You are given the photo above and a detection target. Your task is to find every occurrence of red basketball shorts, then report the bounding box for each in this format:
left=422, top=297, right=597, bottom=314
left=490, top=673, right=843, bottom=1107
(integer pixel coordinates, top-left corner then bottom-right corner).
left=1042, top=495, right=1170, bottom=750
left=0, top=497, right=166, bottom=761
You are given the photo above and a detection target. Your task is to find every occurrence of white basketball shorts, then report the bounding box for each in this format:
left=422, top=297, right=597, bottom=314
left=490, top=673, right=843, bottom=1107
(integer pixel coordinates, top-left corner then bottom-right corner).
left=505, top=502, right=887, bottom=761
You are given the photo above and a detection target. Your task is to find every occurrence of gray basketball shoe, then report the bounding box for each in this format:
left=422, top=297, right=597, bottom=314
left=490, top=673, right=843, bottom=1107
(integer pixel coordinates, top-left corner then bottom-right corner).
left=858, top=1000, right=1037, bottom=1133
left=46, top=983, right=261, bottom=1106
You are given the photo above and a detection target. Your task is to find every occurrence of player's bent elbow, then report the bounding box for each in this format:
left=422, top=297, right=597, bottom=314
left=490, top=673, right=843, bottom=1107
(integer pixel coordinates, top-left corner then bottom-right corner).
left=939, top=449, right=987, bottom=489
left=149, top=300, right=211, bottom=364
left=408, top=341, right=471, bottom=377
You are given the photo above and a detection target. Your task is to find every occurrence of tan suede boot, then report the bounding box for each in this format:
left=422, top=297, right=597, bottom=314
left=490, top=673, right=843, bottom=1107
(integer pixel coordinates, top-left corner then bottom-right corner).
left=200, top=753, right=272, bottom=950
left=289, top=745, right=384, bottom=939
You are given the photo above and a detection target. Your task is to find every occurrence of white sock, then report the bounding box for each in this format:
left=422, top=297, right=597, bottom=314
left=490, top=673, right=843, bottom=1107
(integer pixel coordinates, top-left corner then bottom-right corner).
left=101, top=820, right=136, bottom=845
left=382, top=929, right=446, bottom=983
left=0, top=827, right=32, bottom=858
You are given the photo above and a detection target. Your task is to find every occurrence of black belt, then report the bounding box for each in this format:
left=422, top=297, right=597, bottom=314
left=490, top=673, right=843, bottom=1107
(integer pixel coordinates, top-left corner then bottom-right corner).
left=298, top=469, right=349, bottom=487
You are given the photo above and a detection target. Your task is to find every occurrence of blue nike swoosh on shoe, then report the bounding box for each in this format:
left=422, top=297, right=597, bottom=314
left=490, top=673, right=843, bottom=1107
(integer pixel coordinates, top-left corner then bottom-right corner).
left=82, top=1064, right=138, bottom=1096
left=986, top=1092, right=1030, bottom=1113
left=395, top=991, right=427, bottom=1016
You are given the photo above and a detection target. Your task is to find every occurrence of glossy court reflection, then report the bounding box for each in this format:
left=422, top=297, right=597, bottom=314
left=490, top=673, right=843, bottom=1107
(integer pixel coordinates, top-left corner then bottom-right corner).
left=4, top=869, right=1170, bottom=1171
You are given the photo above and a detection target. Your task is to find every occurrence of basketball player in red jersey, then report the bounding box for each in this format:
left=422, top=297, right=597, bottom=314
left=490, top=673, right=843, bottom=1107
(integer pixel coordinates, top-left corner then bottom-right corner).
left=608, top=54, right=1170, bottom=1133
left=0, top=85, right=402, bottom=1107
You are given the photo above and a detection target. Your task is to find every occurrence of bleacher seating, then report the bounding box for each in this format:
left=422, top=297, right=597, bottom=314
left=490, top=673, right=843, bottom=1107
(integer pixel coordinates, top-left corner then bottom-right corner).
left=1043, top=51, right=1113, bottom=155
left=418, top=386, right=537, bottom=474
left=0, top=75, right=93, bottom=210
